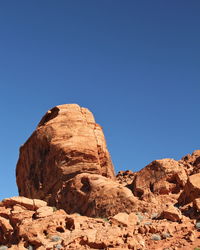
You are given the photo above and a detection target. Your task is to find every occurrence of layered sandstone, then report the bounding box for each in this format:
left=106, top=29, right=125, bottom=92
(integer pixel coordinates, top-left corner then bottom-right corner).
left=16, top=104, right=115, bottom=212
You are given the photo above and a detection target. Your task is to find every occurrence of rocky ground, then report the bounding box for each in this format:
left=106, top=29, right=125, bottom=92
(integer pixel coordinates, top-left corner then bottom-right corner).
left=1, top=104, right=200, bottom=249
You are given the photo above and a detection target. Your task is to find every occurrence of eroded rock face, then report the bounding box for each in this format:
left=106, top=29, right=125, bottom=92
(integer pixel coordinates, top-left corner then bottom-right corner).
left=181, top=150, right=200, bottom=175
left=178, top=173, right=200, bottom=205
left=1, top=196, right=200, bottom=250
left=132, top=159, right=188, bottom=198
left=56, top=173, right=138, bottom=217
left=16, top=104, right=115, bottom=208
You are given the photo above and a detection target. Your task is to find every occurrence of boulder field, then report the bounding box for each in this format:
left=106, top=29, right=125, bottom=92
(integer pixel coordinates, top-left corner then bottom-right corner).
left=1, top=104, right=200, bottom=249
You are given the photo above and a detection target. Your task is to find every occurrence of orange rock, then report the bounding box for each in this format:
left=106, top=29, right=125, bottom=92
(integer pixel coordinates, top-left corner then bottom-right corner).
left=132, top=159, right=187, bottom=198
left=161, top=205, right=182, bottom=222
left=1, top=196, right=47, bottom=210
left=181, top=150, right=200, bottom=175
left=34, top=206, right=54, bottom=218
left=193, top=198, right=200, bottom=211
left=16, top=104, right=115, bottom=212
left=0, top=195, right=199, bottom=249
left=0, top=216, right=13, bottom=245
left=56, top=173, right=138, bottom=217
left=110, top=212, right=138, bottom=227
left=178, top=173, right=200, bottom=205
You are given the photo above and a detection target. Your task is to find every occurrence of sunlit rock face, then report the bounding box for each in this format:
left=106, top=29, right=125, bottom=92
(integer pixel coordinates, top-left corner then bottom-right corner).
left=16, top=104, right=115, bottom=207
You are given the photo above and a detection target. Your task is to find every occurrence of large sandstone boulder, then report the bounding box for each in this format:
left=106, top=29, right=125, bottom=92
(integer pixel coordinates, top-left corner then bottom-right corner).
left=178, top=173, right=200, bottom=205
left=16, top=104, right=115, bottom=208
left=56, top=173, right=138, bottom=217
left=132, top=159, right=188, bottom=198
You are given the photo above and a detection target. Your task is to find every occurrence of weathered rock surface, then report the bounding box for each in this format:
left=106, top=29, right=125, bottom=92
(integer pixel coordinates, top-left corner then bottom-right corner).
left=132, top=158, right=188, bottom=198
left=16, top=104, right=115, bottom=213
left=178, top=173, right=200, bottom=205
left=116, top=170, right=136, bottom=186
left=160, top=205, right=182, bottom=222
left=181, top=150, right=200, bottom=175
left=56, top=173, right=138, bottom=217
left=1, top=196, right=200, bottom=250
left=12, top=105, right=200, bottom=249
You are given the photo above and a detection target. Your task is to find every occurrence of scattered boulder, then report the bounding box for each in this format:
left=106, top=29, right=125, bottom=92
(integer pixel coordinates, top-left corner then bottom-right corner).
left=178, top=173, right=200, bottom=205
left=56, top=173, right=138, bottom=217
left=160, top=205, right=182, bottom=222
left=110, top=212, right=138, bottom=227
left=1, top=196, right=47, bottom=210
left=132, top=159, right=187, bottom=198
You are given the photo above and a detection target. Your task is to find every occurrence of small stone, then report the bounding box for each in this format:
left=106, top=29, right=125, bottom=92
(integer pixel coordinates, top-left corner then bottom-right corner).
left=27, top=246, right=34, bottom=250
left=144, top=221, right=152, bottom=225
left=162, top=232, right=171, bottom=239
left=51, top=235, right=61, bottom=242
left=136, top=213, right=144, bottom=222
left=196, top=221, right=200, bottom=230
left=0, top=246, right=8, bottom=250
left=151, top=213, right=159, bottom=219
left=151, top=234, right=161, bottom=241
left=55, top=244, right=63, bottom=249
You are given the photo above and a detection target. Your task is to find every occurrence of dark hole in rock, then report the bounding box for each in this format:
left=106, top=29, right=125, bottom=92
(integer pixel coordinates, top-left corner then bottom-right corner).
left=65, top=218, right=75, bottom=231
left=56, top=227, right=65, bottom=233
left=150, top=183, right=154, bottom=192
left=80, top=177, right=91, bottom=193
left=38, top=107, right=59, bottom=127
left=43, top=230, right=48, bottom=236
left=135, top=189, right=144, bottom=198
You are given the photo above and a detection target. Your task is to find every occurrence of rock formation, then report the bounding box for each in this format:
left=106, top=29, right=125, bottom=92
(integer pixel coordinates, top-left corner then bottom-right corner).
left=56, top=173, right=138, bottom=217
left=132, top=159, right=188, bottom=198
left=1, top=196, right=200, bottom=249
left=0, top=103, right=199, bottom=249
left=16, top=104, right=115, bottom=214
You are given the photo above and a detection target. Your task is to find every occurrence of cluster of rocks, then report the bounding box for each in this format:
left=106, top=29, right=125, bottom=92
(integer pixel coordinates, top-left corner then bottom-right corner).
left=1, top=104, right=200, bottom=249
left=1, top=196, right=200, bottom=249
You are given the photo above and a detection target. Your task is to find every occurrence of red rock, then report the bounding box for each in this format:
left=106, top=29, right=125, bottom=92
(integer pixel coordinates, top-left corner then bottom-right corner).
left=0, top=216, right=13, bottom=244
left=161, top=205, right=182, bottom=222
left=34, top=206, right=54, bottom=218
left=16, top=104, right=115, bottom=211
left=116, top=170, right=136, bottom=186
left=178, top=173, right=200, bottom=205
left=1, top=196, right=47, bottom=210
left=181, top=150, right=200, bottom=175
left=0, top=195, right=199, bottom=249
left=56, top=173, right=138, bottom=217
left=132, top=159, right=188, bottom=198
left=110, top=212, right=138, bottom=227
left=193, top=198, right=200, bottom=211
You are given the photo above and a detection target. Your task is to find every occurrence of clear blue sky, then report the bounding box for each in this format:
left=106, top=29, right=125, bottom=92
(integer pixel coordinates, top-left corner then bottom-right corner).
left=0, top=1, right=200, bottom=200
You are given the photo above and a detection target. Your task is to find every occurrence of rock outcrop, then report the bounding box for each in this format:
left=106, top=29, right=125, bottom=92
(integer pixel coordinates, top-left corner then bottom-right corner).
left=9, top=103, right=200, bottom=249
left=1, top=196, right=200, bottom=250
left=132, top=159, right=187, bottom=198
left=56, top=173, right=138, bottom=217
left=16, top=104, right=115, bottom=214
left=178, top=173, right=200, bottom=205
